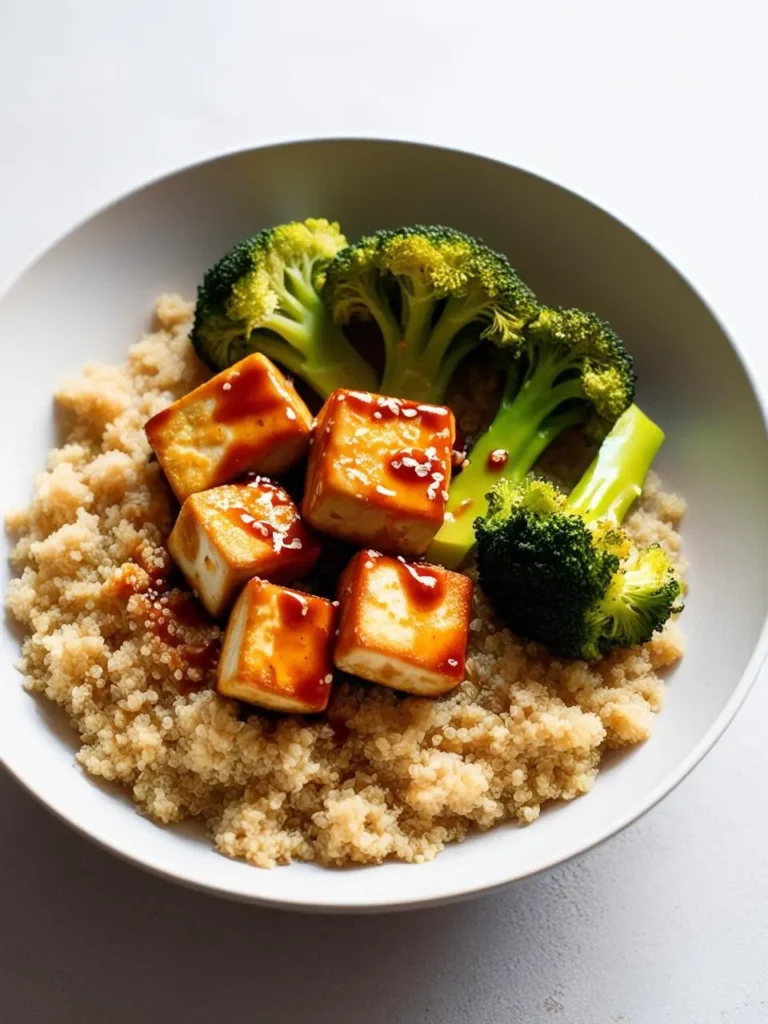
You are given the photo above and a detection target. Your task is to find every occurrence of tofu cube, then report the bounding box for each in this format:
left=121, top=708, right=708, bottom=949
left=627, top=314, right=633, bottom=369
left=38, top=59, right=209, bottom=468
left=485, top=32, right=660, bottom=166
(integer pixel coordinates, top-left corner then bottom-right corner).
left=302, top=390, right=455, bottom=556
left=167, top=478, right=319, bottom=617
left=334, top=550, right=473, bottom=696
left=218, top=579, right=336, bottom=713
left=145, top=353, right=312, bottom=501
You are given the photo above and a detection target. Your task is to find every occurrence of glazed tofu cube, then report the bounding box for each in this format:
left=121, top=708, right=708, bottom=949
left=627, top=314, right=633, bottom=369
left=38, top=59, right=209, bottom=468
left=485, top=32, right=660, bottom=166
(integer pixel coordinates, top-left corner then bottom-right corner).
left=218, top=579, right=336, bottom=713
left=334, top=550, right=473, bottom=696
left=145, top=353, right=312, bottom=501
left=302, top=390, right=455, bottom=556
left=167, top=478, right=319, bottom=617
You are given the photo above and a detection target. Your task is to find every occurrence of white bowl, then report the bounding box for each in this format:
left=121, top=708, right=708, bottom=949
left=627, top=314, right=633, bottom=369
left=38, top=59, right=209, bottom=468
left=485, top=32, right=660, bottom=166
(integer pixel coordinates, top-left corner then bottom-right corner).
left=2, top=139, right=767, bottom=912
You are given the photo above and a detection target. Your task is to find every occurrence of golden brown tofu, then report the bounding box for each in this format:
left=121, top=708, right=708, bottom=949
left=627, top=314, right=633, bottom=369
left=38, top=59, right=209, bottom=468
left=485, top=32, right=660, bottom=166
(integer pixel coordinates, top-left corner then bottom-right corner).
left=145, top=353, right=312, bottom=501
left=217, top=579, right=336, bottom=713
left=334, top=550, right=473, bottom=696
left=167, top=478, right=319, bottom=617
left=302, top=390, right=456, bottom=556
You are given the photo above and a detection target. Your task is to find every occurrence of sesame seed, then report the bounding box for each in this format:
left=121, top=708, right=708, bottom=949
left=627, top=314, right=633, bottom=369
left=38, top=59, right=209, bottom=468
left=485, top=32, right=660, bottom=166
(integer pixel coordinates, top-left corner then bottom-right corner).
left=286, top=407, right=297, bottom=421
left=364, top=560, right=374, bottom=569
left=324, top=673, right=333, bottom=684
left=376, top=484, right=397, bottom=497
left=447, top=658, right=458, bottom=668
left=402, top=408, right=417, bottom=418
left=442, top=490, right=450, bottom=501
left=222, top=382, right=232, bottom=391
left=373, top=411, right=382, bottom=420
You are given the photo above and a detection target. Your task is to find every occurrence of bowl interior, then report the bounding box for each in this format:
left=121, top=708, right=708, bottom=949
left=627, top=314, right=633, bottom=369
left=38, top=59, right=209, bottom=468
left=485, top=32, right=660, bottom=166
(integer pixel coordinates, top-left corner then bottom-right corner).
left=2, top=139, right=767, bottom=910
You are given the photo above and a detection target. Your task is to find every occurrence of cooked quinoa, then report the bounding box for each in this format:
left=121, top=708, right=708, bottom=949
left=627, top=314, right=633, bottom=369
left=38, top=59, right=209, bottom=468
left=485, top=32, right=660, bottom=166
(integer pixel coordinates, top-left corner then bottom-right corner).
left=5, top=296, right=686, bottom=868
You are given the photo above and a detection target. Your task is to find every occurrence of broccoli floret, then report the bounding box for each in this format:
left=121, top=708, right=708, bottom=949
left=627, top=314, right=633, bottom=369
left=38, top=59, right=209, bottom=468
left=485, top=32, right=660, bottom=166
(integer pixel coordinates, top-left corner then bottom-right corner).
left=192, top=218, right=377, bottom=398
left=427, top=307, right=636, bottom=569
left=323, top=225, right=537, bottom=403
left=474, top=405, right=683, bottom=660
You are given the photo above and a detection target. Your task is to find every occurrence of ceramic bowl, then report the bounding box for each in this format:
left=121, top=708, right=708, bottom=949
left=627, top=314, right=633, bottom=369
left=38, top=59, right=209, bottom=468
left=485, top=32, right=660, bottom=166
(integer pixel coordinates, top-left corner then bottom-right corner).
left=2, top=139, right=767, bottom=911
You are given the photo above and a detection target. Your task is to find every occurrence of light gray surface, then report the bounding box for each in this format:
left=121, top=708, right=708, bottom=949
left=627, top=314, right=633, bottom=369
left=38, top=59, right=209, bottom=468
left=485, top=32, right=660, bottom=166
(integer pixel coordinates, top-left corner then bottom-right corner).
left=1, top=1, right=766, bottom=1020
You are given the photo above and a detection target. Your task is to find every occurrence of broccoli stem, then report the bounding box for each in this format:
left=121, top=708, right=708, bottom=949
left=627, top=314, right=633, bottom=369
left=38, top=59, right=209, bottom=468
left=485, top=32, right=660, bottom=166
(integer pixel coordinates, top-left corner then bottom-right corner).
left=247, top=332, right=311, bottom=379
left=378, top=287, right=438, bottom=400
left=380, top=290, right=494, bottom=402
left=423, top=290, right=489, bottom=362
left=357, top=278, right=402, bottom=355
left=380, top=361, right=432, bottom=403
left=379, top=321, right=484, bottom=403
left=402, top=289, right=435, bottom=348
left=301, top=319, right=379, bottom=397
left=566, top=405, right=664, bottom=525
left=255, top=291, right=378, bottom=398
left=602, top=563, right=665, bottom=637
left=284, top=264, right=319, bottom=308
left=427, top=365, right=586, bottom=568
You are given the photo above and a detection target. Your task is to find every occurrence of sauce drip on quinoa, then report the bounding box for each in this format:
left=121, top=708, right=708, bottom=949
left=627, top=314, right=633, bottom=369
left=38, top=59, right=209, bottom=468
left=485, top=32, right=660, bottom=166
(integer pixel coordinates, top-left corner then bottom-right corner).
left=108, top=543, right=220, bottom=693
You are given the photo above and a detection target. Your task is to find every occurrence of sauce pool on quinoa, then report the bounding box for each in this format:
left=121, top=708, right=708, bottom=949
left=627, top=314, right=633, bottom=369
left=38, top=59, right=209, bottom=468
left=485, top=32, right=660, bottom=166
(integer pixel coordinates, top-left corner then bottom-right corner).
left=109, top=544, right=220, bottom=694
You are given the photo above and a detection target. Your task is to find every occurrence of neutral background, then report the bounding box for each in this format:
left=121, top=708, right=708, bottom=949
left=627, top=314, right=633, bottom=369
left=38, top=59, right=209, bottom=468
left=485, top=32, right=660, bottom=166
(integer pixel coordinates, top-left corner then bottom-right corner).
left=1, top=1, right=766, bottom=1021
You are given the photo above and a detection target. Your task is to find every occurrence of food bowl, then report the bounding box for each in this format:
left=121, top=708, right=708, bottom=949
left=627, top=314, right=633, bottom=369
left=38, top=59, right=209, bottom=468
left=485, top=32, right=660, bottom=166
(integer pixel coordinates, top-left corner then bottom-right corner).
left=2, top=138, right=767, bottom=912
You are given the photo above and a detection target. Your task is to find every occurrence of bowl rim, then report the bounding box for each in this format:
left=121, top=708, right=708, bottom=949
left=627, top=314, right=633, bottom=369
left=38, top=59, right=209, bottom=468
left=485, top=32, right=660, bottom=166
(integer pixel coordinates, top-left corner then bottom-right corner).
left=2, top=133, right=768, bottom=913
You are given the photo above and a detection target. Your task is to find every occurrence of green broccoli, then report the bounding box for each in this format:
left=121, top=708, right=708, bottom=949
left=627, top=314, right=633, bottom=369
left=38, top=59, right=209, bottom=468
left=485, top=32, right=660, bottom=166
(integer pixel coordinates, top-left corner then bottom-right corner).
left=474, top=404, right=683, bottom=660
left=192, top=218, right=378, bottom=398
left=323, top=225, right=537, bottom=403
left=426, top=307, right=636, bottom=569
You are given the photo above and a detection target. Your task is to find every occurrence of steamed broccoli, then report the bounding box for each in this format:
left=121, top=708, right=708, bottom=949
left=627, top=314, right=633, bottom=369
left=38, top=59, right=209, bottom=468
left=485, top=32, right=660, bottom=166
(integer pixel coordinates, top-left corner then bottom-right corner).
left=475, top=404, right=683, bottom=660
left=192, top=218, right=377, bottom=398
left=426, top=307, right=636, bottom=569
left=323, top=225, right=537, bottom=403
